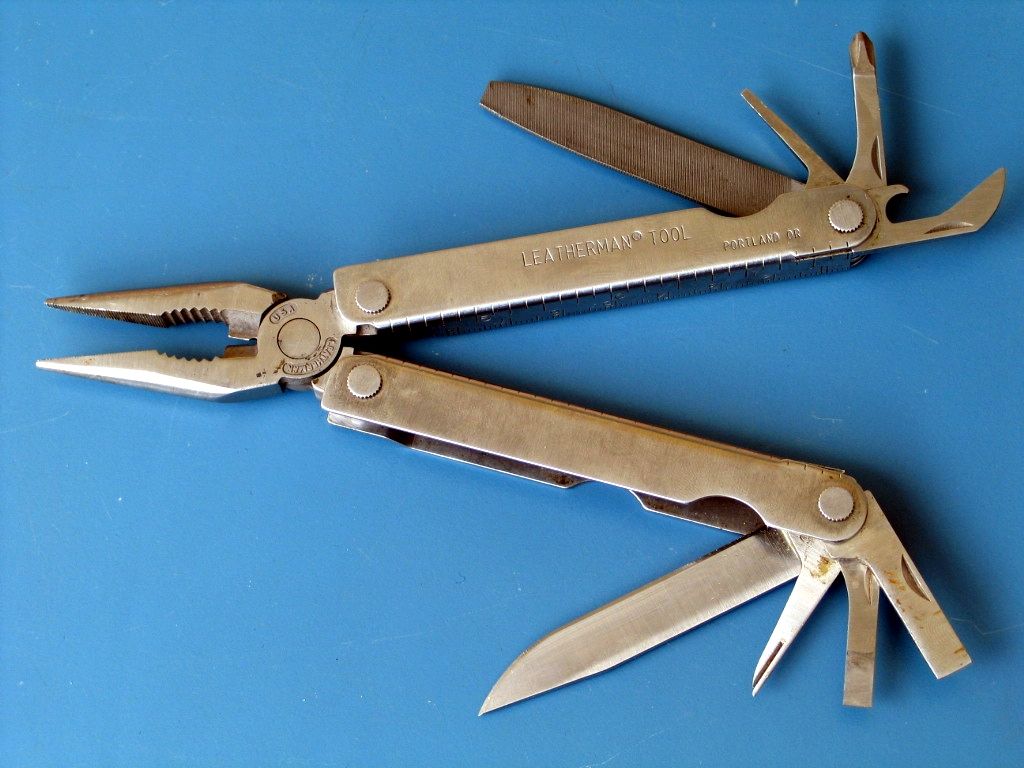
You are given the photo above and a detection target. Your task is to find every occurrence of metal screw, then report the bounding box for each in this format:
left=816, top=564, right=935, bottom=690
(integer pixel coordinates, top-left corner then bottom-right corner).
left=827, top=199, right=864, bottom=233
left=347, top=364, right=382, bottom=399
left=354, top=280, right=390, bottom=314
left=818, top=487, right=854, bottom=522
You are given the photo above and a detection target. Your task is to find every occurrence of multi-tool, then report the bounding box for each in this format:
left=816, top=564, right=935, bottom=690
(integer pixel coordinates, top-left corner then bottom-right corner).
left=37, top=34, right=1004, bottom=712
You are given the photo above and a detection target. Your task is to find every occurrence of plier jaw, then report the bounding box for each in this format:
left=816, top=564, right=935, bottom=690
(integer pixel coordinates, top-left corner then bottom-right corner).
left=37, top=283, right=343, bottom=401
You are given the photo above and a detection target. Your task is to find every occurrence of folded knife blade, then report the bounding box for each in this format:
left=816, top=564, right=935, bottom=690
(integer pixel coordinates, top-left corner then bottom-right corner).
left=480, top=528, right=800, bottom=714
left=481, top=81, right=803, bottom=216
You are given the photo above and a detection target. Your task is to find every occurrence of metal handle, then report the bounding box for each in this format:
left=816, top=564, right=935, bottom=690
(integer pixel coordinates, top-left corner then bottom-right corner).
left=318, top=351, right=866, bottom=541
left=331, top=185, right=874, bottom=336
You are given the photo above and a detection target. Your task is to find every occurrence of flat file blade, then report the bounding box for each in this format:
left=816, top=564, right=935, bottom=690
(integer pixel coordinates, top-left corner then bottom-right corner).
left=480, top=528, right=800, bottom=713
left=481, top=82, right=803, bottom=217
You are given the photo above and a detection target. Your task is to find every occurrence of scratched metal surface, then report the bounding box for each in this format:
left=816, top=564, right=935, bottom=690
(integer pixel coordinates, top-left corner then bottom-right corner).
left=1, top=2, right=1022, bottom=766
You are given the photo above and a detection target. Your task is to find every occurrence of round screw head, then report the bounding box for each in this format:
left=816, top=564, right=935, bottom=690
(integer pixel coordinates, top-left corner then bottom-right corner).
left=818, top=487, right=855, bottom=522
left=276, top=318, right=321, bottom=358
left=827, top=199, right=864, bottom=233
left=355, top=280, right=390, bottom=314
left=346, top=364, right=382, bottom=399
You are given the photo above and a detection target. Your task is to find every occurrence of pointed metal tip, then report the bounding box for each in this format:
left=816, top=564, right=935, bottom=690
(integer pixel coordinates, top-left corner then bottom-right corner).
left=41, top=283, right=286, bottom=339
left=991, top=166, right=1008, bottom=192
left=973, top=168, right=1007, bottom=225
left=479, top=81, right=540, bottom=123
left=479, top=81, right=496, bottom=109
left=35, top=350, right=272, bottom=401
left=42, top=289, right=176, bottom=326
left=36, top=352, right=177, bottom=389
left=937, top=167, right=1006, bottom=231
left=480, top=80, right=516, bottom=114
left=751, top=638, right=786, bottom=698
left=751, top=658, right=773, bottom=697
left=851, top=32, right=876, bottom=69
left=37, top=352, right=172, bottom=389
left=478, top=667, right=526, bottom=715
left=44, top=292, right=138, bottom=319
left=478, top=691, right=509, bottom=716
left=478, top=695, right=500, bottom=716
left=36, top=354, right=99, bottom=374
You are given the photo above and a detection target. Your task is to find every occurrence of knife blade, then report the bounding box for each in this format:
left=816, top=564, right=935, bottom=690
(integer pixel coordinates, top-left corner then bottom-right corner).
left=480, top=81, right=803, bottom=217
left=479, top=528, right=800, bottom=714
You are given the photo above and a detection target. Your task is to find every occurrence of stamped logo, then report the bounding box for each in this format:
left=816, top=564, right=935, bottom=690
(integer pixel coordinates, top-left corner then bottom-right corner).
left=282, top=336, right=339, bottom=376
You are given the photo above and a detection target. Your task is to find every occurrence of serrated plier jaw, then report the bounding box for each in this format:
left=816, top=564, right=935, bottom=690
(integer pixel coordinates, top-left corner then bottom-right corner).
left=37, top=283, right=343, bottom=401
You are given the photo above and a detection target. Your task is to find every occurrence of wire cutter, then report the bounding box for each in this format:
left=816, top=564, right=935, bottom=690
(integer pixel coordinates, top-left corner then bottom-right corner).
left=37, top=33, right=1004, bottom=712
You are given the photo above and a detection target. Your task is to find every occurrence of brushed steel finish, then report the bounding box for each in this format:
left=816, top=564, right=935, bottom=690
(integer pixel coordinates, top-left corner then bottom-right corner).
left=333, top=184, right=877, bottom=337
left=329, top=167, right=999, bottom=337
left=318, top=350, right=968, bottom=708
left=42, top=282, right=284, bottom=340
left=741, top=89, right=842, bottom=189
left=847, top=32, right=887, bottom=190
left=481, top=81, right=802, bottom=216
left=479, top=529, right=800, bottom=714
left=39, top=291, right=340, bottom=400
left=37, top=33, right=995, bottom=711
left=320, top=351, right=866, bottom=543
left=824, top=492, right=970, bottom=679
left=752, top=538, right=840, bottom=696
left=840, top=560, right=879, bottom=707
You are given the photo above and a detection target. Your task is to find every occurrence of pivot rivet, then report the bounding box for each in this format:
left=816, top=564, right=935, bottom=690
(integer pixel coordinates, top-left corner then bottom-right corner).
left=347, top=364, right=382, bottom=399
left=276, top=318, right=321, bottom=359
left=818, top=487, right=854, bottom=522
left=355, top=280, right=390, bottom=314
left=827, top=199, right=864, bottom=233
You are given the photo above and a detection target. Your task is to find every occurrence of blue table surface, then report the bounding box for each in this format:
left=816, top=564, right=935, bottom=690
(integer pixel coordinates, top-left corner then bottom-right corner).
left=2, top=2, right=1022, bottom=766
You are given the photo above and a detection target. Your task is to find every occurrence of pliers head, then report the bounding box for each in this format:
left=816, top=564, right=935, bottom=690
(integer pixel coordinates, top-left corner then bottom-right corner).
left=37, top=282, right=343, bottom=401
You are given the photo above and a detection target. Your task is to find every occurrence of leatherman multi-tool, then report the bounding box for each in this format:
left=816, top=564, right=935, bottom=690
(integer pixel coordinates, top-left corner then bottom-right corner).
left=37, top=34, right=1004, bottom=712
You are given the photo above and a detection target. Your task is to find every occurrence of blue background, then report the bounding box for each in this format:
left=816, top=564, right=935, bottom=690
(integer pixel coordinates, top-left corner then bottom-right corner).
left=2, top=2, right=1021, bottom=766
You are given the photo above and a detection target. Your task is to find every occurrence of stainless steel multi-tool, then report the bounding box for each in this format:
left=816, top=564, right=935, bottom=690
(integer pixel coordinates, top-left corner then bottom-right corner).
left=38, top=34, right=1003, bottom=712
